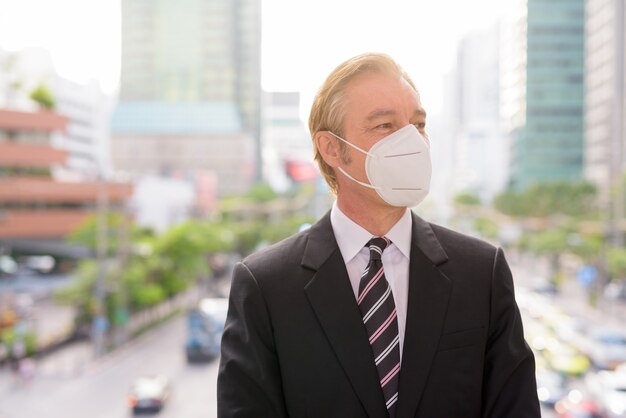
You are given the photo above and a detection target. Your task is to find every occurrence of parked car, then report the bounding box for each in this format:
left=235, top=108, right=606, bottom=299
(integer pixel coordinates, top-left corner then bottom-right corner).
left=536, top=362, right=568, bottom=408
left=555, top=389, right=605, bottom=418
left=544, top=342, right=591, bottom=377
left=604, top=281, right=626, bottom=301
left=581, top=328, right=626, bottom=370
left=128, top=375, right=171, bottom=414
left=586, top=369, right=626, bottom=418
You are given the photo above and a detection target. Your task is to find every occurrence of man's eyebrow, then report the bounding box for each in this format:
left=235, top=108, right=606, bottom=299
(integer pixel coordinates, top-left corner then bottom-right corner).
left=414, top=108, right=427, bottom=118
left=365, top=108, right=427, bottom=121
left=365, top=109, right=396, bottom=121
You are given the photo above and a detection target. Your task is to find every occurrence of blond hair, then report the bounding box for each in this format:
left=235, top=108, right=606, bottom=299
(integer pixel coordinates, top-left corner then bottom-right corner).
left=308, top=52, right=417, bottom=194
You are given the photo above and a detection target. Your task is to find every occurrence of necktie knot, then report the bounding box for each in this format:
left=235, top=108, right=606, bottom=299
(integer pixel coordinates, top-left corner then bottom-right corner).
left=367, top=237, right=390, bottom=261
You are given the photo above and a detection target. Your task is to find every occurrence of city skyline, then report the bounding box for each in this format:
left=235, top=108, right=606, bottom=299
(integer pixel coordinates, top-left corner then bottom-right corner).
left=0, top=0, right=506, bottom=117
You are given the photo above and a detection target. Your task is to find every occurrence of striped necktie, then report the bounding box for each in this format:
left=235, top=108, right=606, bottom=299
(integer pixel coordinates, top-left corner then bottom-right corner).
left=358, top=237, right=400, bottom=418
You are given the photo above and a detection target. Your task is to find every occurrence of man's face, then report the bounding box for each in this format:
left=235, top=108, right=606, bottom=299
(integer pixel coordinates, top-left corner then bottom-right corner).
left=336, top=72, right=427, bottom=208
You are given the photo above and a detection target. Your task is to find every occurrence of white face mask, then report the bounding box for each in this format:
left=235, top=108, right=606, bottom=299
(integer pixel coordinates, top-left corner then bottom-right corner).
left=329, top=124, right=432, bottom=208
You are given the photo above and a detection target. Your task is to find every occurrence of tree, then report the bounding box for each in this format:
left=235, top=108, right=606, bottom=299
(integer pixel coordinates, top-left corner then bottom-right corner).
left=494, top=181, right=598, bottom=219
left=607, top=247, right=626, bottom=282
left=57, top=217, right=240, bottom=330
left=246, top=182, right=278, bottom=202
left=454, top=192, right=481, bottom=207
left=493, top=181, right=602, bottom=287
left=67, top=212, right=126, bottom=256
left=472, top=217, right=499, bottom=241
left=29, top=84, right=55, bottom=109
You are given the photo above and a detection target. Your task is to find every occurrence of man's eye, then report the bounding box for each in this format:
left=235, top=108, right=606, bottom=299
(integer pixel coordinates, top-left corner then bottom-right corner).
left=414, top=122, right=426, bottom=130
left=376, top=123, right=392, bottom=129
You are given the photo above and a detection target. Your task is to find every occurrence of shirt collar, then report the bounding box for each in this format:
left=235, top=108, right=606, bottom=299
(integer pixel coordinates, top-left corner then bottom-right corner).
left=330, top=201, right=412, bottom=263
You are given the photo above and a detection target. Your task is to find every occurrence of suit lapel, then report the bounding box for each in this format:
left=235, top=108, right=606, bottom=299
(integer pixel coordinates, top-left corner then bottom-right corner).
left=396, top=213, right=452, bottom=418
left=302, top=213, right=389, bottom=418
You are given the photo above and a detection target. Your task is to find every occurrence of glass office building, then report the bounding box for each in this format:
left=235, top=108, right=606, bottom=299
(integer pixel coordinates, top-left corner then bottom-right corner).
left=111, top=0, right=261, bottom=195
left=505, top=0, right=585, bottom=189
left=118, top=0, right=261, bottom=137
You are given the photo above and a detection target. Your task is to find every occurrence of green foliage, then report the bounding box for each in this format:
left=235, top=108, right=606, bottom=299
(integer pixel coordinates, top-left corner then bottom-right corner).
left=608, top=247, right=626, bottom=280
left=224, top=214, right=315, bottom=256
left=0, top=166, right=51, bottom=177
left=29, top=83, right=55, bottom=109
left=67, top=213, right=124, bottom=255
left=131, top=283, right=166, bottom=308
left=472, top=217, right=498, bottom=240
left=0, top=328, right=38, bottom=356
left=494, top=181, right=597, bottom=218
left=246, top=182, right=278, bottom=202
left=58, top=217, right=242, bottom=328
left=59, top=184, right=314, bottom=333
left=567, top=233, right=603, bottom=262
left=518, top=229, right=569, bottom=256
left=454, top=192, right=481, bottom=207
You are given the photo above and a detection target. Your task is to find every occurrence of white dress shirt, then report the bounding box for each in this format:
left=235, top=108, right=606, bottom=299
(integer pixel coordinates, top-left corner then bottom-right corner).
left=330, top=202, right=412, bottom=360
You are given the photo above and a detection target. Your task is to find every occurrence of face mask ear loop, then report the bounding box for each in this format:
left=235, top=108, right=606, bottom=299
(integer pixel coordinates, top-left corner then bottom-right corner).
left=327, top=131, right=374, bottom=157
left=337, top=167, right=381, bottom=190
left=326, top=132, right=380, bottom=190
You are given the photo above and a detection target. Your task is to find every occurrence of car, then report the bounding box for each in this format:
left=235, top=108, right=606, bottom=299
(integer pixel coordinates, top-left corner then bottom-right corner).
left=555, top=389, right=605, bottom=418
left=128, top=375, right=171, bottom=414
left=536, top=361, right=568, bottom=407
left=604, top=281, right=626, bottom=301
left=531, top=280, right=559, bottom=296
left=185, top=297, right=229, bottom=363
left=586, top=369, right=626, bottom=418
left=524, top=317, right=560, bottom=353
left=581, top=328, right=626, bottom=370
left=544, top=342, right=591, bottom=377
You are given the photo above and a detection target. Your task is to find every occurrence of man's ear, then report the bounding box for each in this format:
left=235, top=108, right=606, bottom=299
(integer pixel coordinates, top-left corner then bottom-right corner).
left=315, top=132, right=343, bottom=168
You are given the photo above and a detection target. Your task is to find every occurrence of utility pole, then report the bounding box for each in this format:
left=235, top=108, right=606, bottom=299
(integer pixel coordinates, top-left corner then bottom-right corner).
left=93, top=172, right=109, bottom=358
left=113, top=201, right=131, bottom=348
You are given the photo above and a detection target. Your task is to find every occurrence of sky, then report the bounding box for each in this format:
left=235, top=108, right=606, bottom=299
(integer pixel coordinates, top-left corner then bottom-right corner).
left=0, top=0, right=506, bottom=116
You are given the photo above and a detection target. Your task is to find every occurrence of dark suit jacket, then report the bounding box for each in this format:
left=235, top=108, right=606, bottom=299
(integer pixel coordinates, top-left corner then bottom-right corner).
left=217, top=211, right=540, bottom=417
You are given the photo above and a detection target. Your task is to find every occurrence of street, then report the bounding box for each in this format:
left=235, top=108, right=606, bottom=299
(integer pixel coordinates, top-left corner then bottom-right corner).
left=0, top=314, right=219, bottom=418
left=2, top=256, right=625, bottom=417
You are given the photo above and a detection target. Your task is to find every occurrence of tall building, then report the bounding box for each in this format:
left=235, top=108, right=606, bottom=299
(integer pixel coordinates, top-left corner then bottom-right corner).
left=446, top=24, right=508, bottom=203
left=0, top=108, right=131, bottom=259
left=112, top=0, right=261, bottom=195
left=502, top=0, right=586, bottom=189
left=585, top=0, right=625, bottom=201
left=261, top=91, right=314, bottom=192
left=0, top=48, right=113, bottom=180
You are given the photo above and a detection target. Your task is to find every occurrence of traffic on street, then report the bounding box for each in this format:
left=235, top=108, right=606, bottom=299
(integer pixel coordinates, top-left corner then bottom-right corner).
left=1, top=256, right=625, bottom=417
left=0, top=312, right=220, bottom=418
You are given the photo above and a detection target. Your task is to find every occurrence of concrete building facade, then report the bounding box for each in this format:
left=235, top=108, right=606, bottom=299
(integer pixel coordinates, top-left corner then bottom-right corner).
left=0, top=48, right=113, bottom=180
left=113, top=0, right=262, bottom=193
left=0, top=108, right=131, bottom=259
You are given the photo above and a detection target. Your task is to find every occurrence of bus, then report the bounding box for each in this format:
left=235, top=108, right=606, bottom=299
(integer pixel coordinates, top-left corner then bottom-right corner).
left=185, top=297, right=229, bottom=363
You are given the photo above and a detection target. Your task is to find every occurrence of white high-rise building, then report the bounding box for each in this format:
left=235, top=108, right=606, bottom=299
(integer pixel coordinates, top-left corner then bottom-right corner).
left=584, top=0, right=626, bottom=201
left=261, top=91, right=312, bottom=192
left=0, top=48, right=112, bottom=179
left=445, top=24, right=509, bottom=203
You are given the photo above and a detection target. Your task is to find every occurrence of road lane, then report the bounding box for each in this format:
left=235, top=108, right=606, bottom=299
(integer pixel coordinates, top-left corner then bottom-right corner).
left=0, top=314, right=219, bottom=418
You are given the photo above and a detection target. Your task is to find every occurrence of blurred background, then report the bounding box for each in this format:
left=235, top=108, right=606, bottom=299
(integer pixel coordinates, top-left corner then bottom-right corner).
left=0, top=0, right=625, bottom=417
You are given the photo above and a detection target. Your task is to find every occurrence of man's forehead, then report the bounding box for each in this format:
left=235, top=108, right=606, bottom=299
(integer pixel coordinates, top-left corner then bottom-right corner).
left=364, top=107, right=427, bottom=121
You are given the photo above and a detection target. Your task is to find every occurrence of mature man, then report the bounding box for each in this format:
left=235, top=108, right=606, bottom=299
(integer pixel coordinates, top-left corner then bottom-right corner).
left=218, top=52, right=540, bottom=417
